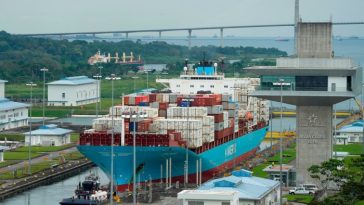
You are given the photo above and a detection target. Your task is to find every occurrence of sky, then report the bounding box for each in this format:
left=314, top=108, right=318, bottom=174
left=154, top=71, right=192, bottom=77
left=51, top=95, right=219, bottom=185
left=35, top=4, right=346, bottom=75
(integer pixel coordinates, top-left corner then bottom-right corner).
left=1, top=0, right=364, bottom=37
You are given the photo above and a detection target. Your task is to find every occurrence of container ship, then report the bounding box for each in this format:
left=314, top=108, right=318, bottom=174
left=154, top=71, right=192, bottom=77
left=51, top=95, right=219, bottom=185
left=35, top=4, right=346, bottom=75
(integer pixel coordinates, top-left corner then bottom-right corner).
left=78, top=62, right=269, bottom=192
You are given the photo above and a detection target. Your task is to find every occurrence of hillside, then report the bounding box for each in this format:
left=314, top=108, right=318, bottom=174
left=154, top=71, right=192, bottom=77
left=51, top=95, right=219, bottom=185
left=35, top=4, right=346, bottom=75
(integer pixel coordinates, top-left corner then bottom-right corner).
left=0, top=31, right=287, bottom=82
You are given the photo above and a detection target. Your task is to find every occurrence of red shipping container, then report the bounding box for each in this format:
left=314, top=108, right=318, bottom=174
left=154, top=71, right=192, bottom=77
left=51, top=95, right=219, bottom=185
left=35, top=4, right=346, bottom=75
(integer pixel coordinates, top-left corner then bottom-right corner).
left=149, top=93, right=157, bottom=102
left=214, top=130, right=224, bottom=139
left=123, top=96, right=130, bottom=105
left=159, top=102, right=169, bottom=110
left=211, top=94, right=222, bottom=103
left=211, top=113, right=224, bottom=123
left=135, top=95, right=149, bottom=105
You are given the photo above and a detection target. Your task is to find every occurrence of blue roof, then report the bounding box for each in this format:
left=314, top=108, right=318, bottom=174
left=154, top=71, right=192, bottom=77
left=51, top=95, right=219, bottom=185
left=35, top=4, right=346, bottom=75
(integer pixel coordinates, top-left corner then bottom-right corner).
left=47, top=76, right=96, bottom=85
left=198, top=169, right=279, bottom=200
left=0, top=98, right=29, bottom=111
left=338, top=120, right=363, bottom=133
left=23, top=124, right=72, bottom=136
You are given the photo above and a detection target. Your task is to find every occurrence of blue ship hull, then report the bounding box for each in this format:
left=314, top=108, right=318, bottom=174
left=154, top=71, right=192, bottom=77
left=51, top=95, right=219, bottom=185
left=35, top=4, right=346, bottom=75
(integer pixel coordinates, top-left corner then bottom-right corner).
left=77, top=126, right=268, bottom=191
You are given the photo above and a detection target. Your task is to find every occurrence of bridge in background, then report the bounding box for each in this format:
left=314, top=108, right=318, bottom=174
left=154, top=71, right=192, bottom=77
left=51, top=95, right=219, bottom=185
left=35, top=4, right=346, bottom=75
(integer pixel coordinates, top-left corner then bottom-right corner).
left=15, top=22, right=364, bottom=49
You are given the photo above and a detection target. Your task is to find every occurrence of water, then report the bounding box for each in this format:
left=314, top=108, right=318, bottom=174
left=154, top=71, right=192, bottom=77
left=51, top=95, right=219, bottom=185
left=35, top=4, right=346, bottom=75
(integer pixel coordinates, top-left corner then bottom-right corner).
left=49, top=117, right=96, bottom=126
left=3, top=37, right=362, bottom=205
left=1, top=167, right=109, bottom=205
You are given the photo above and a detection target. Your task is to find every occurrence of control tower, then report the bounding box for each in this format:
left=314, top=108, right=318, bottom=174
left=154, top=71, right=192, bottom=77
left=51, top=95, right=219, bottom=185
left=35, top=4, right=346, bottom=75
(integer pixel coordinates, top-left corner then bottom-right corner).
left=246, top=22, right=361, bottom=184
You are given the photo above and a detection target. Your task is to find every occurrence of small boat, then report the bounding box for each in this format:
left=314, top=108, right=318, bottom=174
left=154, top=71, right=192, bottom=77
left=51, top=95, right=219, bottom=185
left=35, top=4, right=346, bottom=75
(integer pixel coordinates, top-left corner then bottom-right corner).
left=59, top=174, right=109, bottom=205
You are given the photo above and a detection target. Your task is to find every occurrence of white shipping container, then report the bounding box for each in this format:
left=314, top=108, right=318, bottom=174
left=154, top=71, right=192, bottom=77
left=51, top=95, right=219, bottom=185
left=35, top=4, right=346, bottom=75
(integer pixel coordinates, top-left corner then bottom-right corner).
left=214, top=122, right=224, bottom=131
left=207, top=105, right=223, bottom=115
left=223, top=111, right=229, bottom=121
left=202, top=116, right=214, bottom=126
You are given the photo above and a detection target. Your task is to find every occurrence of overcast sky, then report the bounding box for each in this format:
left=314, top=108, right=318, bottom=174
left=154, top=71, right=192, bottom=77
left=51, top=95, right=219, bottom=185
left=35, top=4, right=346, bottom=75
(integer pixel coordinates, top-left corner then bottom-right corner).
left=1, top=0, right=364, bottom=37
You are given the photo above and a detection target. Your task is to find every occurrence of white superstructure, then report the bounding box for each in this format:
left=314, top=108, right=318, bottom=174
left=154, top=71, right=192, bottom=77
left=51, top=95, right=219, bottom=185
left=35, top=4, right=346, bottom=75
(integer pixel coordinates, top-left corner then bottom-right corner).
left=156, top=64, right=269, bottom=123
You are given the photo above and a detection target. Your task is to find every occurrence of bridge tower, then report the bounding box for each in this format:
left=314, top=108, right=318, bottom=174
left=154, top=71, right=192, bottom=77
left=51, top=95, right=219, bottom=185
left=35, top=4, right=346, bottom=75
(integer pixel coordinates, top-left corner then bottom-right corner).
left=247, top=22, right=361, bottom=185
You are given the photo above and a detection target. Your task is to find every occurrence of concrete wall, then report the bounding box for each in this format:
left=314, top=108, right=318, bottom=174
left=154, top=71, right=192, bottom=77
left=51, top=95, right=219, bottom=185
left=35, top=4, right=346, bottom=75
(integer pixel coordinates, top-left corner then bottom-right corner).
left=297, top=23, right=332, bottom=58
left=0, top=107, right=28, bottom=131
left=0, top=82, right=4, bottom=98
left=328, top=77, right=347, bottom=91
left=48, top=83, right=99, bottom=106
left=296, top=106, right=333, bottom=185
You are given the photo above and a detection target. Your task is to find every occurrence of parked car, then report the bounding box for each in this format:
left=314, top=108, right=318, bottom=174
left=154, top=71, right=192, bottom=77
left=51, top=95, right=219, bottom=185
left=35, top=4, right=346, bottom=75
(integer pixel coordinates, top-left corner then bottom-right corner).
left=289, top=187, right=314, bottom=195
left=301, top=184, right=319, bottom=192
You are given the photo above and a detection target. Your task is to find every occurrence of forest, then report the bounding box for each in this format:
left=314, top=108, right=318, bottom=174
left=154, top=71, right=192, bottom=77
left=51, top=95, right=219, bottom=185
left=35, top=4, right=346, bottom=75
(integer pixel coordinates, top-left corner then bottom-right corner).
left=0, top=31, right=287, bottom=82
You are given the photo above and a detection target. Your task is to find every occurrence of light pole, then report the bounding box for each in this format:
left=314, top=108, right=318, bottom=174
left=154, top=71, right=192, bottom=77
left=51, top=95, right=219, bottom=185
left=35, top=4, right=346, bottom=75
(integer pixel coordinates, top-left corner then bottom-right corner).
left=122, top=111, right=147, bottom=205
left=98, top=66, right=103, bottom=113
left=279, top=78, right=284, bottom=205
left=93, top=73, right=102, bottom=117
left=270, top=100, right=273, bottom=151
left=26, top=82, right=37, bottom=175
left=181, top=98, right=193, bottom=187
left=362, top=84, right=364, bottom=155
left=132, top=112, right=146, bottom=205
left=105, top=74, right=120, bottom=205
left=40, top=67, right=48, bottom=126
left=132, top=76, right=139, bottom=93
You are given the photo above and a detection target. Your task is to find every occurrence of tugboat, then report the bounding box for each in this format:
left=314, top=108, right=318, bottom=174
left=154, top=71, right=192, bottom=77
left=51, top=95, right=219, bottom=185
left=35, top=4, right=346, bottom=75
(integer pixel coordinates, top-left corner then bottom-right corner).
left=59, top=174, right=109, bottom=205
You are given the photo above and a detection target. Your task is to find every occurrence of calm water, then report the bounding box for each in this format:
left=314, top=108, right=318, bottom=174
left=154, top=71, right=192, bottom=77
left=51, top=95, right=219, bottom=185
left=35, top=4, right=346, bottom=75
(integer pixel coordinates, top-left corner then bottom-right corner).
left=2, top=37, right=362, bottom=205
left=1, top=167, right=109, bottom=205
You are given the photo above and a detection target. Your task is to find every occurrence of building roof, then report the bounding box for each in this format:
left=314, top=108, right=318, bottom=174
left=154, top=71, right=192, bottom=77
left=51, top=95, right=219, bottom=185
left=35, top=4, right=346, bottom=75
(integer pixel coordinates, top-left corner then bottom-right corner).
left=23, top=124, right=72, bottom=136
left=47, top=76, right=96, bottom=85
left=263, top=164, right=295, bottom=173
left=198, top=169, right=280, bottom=201
left=0, top=98, right=29, bottom=111
left=0, top=80, right=8, bottom=83
left=338, top=120, right=363, bottom=133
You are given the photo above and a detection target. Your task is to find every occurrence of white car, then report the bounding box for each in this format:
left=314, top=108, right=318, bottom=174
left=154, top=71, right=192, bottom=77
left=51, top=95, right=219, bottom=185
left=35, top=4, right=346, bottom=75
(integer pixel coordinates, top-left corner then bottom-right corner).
left=289, top=187, right=314, bottom=195
left=301, top=184, right=319, bottom=192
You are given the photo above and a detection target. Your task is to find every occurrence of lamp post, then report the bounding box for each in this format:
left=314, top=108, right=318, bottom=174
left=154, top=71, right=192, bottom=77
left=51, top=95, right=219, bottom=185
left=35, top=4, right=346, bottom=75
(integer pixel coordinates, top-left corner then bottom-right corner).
left=26, top=82, right=37, bottom=175
left=362, top=84, right=364, bottom=155
left=105, top=74, right=120, bottom=205
left=132, top=76, right=139, bottom=93
left=93, top=73, right=102, bottom=117
left=40, top=67, right=48, bottom=126
left=121, top=111, right=147, bottom=205
left=279, top=78, right=284, bottom=205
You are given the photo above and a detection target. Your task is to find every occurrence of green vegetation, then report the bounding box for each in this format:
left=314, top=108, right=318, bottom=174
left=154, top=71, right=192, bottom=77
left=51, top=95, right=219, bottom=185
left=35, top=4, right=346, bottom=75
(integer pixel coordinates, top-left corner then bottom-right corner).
left=0, top=134, right=25, bottom=142
left=61, top=151, right=84, bottom=160
left=0, top=160, right=57, bottom=180
left=308, top=156, right=364, bottom=205
left=0, top=31, right=286, bottom=86
left=334, top=143, right=364, bottom=155
left=4, top=152, right=42, bottom=160
left=356, top=200, right=364, bottom=205
left=70, top=133, right=79, bottom=143
left=0, top=161, right=17, bottom=168
left=252, top=143, right=296, bottom=178
left=284, top=194, right=314, bottom=204
left=15, top=144, right=74, bottom=153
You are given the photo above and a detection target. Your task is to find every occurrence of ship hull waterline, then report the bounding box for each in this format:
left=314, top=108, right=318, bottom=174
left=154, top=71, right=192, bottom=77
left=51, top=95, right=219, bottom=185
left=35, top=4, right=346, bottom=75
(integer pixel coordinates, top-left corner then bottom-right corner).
left=78, top=126, right=268, bottom=192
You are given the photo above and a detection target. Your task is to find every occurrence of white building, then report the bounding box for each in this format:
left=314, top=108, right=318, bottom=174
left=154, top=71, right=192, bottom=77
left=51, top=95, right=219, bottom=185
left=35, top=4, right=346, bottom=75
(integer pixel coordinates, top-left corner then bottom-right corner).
left=178, top=190, right=239, bottom=205
left=0, top=80, right=7, bottom=98
left=178, top=169, right=281, bottom=205
left=23, top=124, right=72, bottom=146
left=335, top=120, right=364, bottom=145
left=0, top=98, right=29, bottom=131
left=47, top=76, right=99, bottom=106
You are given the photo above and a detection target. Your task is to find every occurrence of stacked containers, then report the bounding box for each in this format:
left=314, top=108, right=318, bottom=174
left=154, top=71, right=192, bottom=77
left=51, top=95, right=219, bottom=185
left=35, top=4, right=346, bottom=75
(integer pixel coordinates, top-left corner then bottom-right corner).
left=153, top=118, right=203, bottom=148
left=92, top=117, right=124, bottom=133
left=110, top=106, right=158, bottom=118
left=167, top=107, right=214, bottom=143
